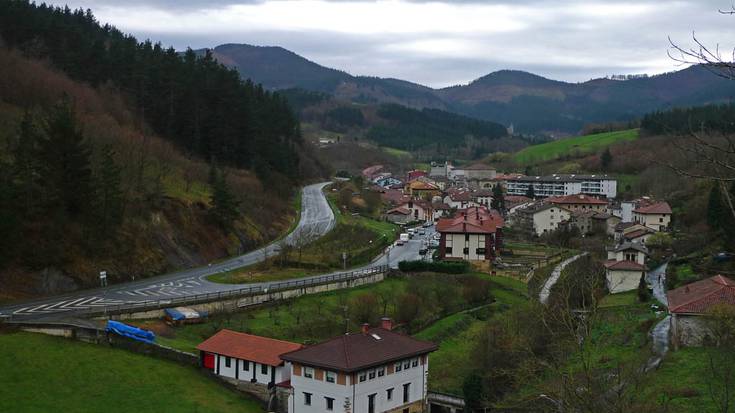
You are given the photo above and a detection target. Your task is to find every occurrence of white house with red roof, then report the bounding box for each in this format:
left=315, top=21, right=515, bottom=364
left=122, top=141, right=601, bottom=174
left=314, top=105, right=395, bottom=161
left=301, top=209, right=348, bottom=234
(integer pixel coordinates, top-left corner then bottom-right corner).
left=603, top=242, right=648, bottom=293
left=668, top=275, right=735, bottom=348
left=197, top=329, right=303, bottom=386
left=436, top=206, right=504, bottom=262
left=281, top=318, right=437, bottom=413
left=632, top=201, right=672, bottom=231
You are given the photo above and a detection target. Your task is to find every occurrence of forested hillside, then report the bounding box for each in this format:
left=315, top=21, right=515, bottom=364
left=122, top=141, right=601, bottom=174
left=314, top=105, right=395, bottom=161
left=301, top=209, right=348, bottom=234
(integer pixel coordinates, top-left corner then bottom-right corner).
left=0, top=2, right=325, bottom=186
left=641, top=103, right=735, bottom=136
left=0, top=2, right=328, bottom=301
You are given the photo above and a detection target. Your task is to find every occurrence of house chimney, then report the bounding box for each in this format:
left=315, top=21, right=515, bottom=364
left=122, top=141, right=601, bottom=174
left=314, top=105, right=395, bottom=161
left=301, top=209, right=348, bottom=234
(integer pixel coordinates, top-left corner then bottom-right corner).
left=361, top=323, right=370, bottom=334
left=381, top=317, right=393, bottom=331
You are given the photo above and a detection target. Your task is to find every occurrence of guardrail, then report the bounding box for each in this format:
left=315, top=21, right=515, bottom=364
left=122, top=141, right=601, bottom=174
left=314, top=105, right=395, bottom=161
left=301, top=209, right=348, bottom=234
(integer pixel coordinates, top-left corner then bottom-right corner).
left=9, top=265, right=389, bottom=321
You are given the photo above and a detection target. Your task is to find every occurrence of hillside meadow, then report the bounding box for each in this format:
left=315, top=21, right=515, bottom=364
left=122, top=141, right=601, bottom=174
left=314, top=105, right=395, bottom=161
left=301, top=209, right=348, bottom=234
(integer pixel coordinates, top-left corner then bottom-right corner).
left=512, top=129, right=639, bottom=165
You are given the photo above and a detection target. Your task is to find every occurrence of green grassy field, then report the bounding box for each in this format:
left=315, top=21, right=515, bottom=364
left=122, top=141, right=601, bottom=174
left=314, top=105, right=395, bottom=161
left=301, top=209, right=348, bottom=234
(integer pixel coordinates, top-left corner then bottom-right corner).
left=512, top=129, right=639, bottom=165
left=414, top=274, right=529, bottom=394
left=0, top=332, right=263, bottom=413
left=382, top=146, right=412, bottom=158
left=642, top=347, right=725, bottom=412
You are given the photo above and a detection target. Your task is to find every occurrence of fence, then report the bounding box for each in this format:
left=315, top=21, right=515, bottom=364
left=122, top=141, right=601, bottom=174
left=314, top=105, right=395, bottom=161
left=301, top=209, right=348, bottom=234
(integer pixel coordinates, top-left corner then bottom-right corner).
left=7, top=265, right=389, bottom=321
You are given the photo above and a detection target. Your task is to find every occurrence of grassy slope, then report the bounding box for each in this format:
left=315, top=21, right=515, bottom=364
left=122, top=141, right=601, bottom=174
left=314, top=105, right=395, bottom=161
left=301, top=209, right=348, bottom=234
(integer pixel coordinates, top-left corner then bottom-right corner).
left=0, top=332, right=263, bottom=413
left=512, top=129, right=639, bottom=165
left=414, top=274, right=529, bottom=395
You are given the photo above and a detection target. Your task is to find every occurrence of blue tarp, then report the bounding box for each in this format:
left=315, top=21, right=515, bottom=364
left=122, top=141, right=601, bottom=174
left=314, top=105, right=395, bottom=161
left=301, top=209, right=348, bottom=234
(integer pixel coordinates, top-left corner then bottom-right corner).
left=106, top=320, right=155, bottom=344
left=164, top=307, right=208, bottom=321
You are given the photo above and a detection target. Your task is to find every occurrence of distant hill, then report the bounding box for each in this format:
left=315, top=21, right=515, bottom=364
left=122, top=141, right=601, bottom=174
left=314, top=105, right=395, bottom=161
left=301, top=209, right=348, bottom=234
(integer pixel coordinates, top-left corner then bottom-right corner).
left=203, top=44, right=735, bottom=135
left=198, top=44, right=448, bottom=110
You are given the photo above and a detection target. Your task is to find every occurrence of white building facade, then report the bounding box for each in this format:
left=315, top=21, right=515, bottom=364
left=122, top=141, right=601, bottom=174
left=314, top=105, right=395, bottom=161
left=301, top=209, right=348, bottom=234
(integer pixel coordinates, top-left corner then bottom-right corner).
left=506, top=174, right=617, bottom=198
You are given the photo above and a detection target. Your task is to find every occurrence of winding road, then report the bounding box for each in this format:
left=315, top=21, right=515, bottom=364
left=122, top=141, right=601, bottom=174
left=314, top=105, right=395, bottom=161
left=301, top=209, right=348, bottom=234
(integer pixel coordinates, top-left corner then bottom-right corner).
left=1, top=182, right=430, bottom=320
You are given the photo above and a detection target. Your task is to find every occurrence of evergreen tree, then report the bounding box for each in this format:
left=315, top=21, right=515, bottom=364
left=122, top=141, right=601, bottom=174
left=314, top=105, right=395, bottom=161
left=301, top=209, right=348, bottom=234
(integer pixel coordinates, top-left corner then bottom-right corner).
left=600, top=147, right=612, bottom=170
left=491, top=184, right=505, bottom=212
left=462, top=372, right=486, bottom=412
left=525, top=184, right=536, bottom=199
left=92, top=145, right=124, bottom=236
left=209, top=167, right=240, bottom=228
left=637, top=274, right=650, bottom=302
left=37, top=101, right=94, bottom=220
left=12, top=111, right=42, bottom=216
left=708, top=183, right=725, bottom=230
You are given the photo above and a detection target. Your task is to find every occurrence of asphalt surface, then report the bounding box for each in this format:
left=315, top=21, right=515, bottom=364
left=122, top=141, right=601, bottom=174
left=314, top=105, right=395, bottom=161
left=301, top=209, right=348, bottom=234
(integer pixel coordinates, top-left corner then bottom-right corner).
left=1, top=182, right=434, bottom=320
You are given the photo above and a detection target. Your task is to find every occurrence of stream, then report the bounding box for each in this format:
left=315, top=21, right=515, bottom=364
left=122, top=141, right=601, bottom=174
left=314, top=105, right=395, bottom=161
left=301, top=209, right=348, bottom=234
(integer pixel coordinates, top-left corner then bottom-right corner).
left=645, top=263, right=670, bottom=371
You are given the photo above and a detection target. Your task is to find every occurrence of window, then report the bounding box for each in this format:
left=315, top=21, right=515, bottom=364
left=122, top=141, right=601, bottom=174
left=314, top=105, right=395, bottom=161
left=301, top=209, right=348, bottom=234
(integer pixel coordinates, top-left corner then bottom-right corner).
left=303, top=393, right=312, bottom=406
left=326, top=371, right=336, bottom=383
left=476, top=248, right=486, bottom=255
left=445, top=247, right=453, bottom=254
left=304, top=367, right=314, bottom=379
left=243, top=361, right=249, bottom=371
left=659, top=217, right=664, bottom=223
left=368, top=394, right=376, bottom=413
left=368, top=370, right=376, bottom=380
left=325, top=397, right=334, bottom=411
left=465, top=234, right=470, bottom=241
left=261, top=364, right=268, bottom=375
left=359, top=372, right=367, bottom=382
left=412, top=358, right=419, bottom=367
left=378, top=367, right=385, bottom=377
left=403, top=383, right=411, bottom=403
left=463, top=247, right=469, bottom=255
left=404, top=360, right=410, bottom=369
left=395, top=362, right=402, bottom=372
left=387, top=388, right=394, bottom=401
left=224, top=357, right=231, bottom=368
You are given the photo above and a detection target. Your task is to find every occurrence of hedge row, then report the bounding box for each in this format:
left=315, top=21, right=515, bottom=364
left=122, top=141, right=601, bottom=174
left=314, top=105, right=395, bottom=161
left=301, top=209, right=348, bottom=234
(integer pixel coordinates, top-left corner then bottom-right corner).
left=398, top=260, right=470, bottom=274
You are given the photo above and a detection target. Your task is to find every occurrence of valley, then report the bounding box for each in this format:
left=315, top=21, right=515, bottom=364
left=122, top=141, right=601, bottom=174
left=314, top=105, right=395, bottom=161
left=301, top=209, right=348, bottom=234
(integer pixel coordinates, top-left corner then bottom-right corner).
left=2, top=2, right=735, bottom=413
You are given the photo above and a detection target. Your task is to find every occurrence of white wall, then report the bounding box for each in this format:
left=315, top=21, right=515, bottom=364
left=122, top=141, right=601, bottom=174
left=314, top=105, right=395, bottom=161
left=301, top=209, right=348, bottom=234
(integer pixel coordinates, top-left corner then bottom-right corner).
left=444, top=233, right=487, bottom=261
left=214, top=354, right=285, bottom=385
left=288, top=357, right=429, bottom=413
left=532, top=207, right=571, bottom=236
left=606, top=269, right=645, bottom=294
left=633, top=212, right=670, bottom=231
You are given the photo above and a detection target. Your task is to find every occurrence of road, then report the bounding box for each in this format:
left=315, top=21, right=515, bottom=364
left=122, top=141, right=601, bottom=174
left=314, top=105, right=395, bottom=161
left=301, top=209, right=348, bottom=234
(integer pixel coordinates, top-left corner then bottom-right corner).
left=1, top=182, right=433, bottom=320
left=0, top=182, right=335, bottom=319
left=646, top=263, right=670, bottom=370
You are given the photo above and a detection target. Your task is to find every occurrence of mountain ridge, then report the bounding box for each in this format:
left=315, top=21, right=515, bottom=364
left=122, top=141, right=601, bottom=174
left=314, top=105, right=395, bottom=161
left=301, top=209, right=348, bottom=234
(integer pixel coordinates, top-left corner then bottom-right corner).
left=198, top=42, right=735, bottom=135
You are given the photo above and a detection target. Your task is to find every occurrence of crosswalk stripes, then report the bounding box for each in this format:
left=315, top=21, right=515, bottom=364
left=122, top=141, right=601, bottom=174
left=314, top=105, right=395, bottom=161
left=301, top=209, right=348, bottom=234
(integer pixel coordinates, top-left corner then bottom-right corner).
left=12, top=296, right=132, bottom=315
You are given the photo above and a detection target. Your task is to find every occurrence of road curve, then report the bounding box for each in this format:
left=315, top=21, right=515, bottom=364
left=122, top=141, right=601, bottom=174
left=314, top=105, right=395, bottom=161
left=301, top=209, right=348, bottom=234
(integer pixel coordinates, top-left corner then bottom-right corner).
left=1, top=182, right=335, bottom=319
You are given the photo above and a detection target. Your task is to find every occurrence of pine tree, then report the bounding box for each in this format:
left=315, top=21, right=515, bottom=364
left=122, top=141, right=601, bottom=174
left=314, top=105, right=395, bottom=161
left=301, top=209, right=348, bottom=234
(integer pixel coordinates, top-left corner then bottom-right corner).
left=209, top=167, right=240, bottom=228
left=491, top=184, right=505, bottom=212
left=92, top=145, right=124, bottom=236
left=37, top=100, right=93, bottom=220
left=708, top=183, right=725, bottom=230
left=601, top=147, right=613, bottom=170
left=12, top=111, right=42, bottom=216
left=637, top=274, right=650, bottom=302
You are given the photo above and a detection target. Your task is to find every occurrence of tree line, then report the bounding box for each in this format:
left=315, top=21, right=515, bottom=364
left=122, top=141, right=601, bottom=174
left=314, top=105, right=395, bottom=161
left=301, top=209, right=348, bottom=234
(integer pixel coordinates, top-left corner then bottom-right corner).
left=641, top=103, right=735, bottom=136
left=0, top=1, right=305, bottom=184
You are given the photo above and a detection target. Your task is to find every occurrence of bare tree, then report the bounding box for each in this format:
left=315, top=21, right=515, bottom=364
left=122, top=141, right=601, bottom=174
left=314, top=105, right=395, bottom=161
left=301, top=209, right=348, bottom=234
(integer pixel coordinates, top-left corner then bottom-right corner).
left=665, top=7, right=735, bottom=220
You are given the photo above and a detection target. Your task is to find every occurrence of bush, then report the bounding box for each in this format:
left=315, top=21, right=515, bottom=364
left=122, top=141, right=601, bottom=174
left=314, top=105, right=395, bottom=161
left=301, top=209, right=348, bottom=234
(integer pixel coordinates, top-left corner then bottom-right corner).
left=398, top=260, right=470, bottom=274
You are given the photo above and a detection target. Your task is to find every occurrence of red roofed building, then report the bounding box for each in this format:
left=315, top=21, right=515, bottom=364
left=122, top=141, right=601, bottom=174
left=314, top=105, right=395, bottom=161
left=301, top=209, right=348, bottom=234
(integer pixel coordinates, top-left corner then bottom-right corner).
left=281, top=319, right=437, bottom=413
left=633, top=201, right=672, bottom=231
left=548, top=193, right=609, bottom=213
left=668, top=275, right=735, bottom=348
left=436, top=206, right=504, bottom=262
left=197, top=329, right=303, bottom=386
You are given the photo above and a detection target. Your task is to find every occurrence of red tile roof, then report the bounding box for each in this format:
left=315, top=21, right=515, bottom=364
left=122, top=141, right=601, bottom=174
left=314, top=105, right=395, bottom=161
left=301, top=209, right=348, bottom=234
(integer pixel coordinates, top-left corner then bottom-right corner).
left=463, top=163, right=495, bottom=171
left=436, top=206, right=504, bottom=234
left=603, top=260, right=647, bottom=271
left=624, top=228, right=654, bottom=240
left=634, top=201, right=672, bottom=214
left=387, top=207, right=411, bottom=215
left=668, top=275, right=735, bottom=314
left=548, top=194, right=608, bottom=205
left=197, top=330, right=303, bottom=366
left=281, top=327, right=437, bottom=372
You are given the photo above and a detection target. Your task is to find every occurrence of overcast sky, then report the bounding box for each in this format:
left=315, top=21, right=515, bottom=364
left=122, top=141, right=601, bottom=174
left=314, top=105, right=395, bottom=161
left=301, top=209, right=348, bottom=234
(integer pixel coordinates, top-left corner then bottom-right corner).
left=50, top=0, right=735, bottom=88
